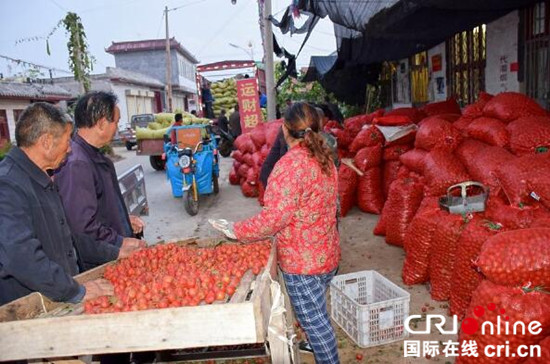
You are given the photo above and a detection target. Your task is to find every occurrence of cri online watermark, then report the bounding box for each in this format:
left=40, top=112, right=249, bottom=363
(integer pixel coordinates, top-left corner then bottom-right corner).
left=402, top=304, right=542, bottom=359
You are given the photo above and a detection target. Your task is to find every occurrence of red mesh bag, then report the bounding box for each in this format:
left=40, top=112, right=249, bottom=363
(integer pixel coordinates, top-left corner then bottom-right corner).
left=450, top=216, right=503, bottom=319
left=402, top=197, right=444, bottom=285
left=383, top=177, right=424, bottom=247
left=249, top=124, right=266, bottom=149
left=242, top=152, right=254, bottom=167
left=356, top=167, right=384, bottom=214
left=523, top=336, right=550, bottom=364
left=462, top=92, right=494, bottom=119
left=507, top=116, right=550, bottom=156
left=240, top=181, right=259, bottom=198
left=237, top=163, right=249, bottom=178
left=344, top=115, right=370, bottom=135
left=456, top=142, right=515, bottom=190
left=482, top=92, right=547, bottom=122
left=252, top=152, right=263, bottom=168
left=485, top=194, right=547, bottom=230
left=232, top=150, right=244, bottom=163
left=383, top=160, right=402, bottom=198
left=232, top=160, right=242, bottom=173
left=421, top=98, right=462, bottom=116
left=349, top=126, right=384, bottom=152
left=234, top=133, right=256, bottom=154
left=453, top=116, right=474, bottom=132
left=384, top=130, right=417, bottom=147
left=338, top=164, right=358, bottom=217
left=332, top=128, right=356, bottom=149
left=415, top=117, right=463, bottom=151
left=324, top=120, right=343, bottom=133
left=372, top=115, right=413, bottom=126
left=465, top=117, right=510, bottom=147
left=423, top=149, right=470, bottom=196
left=456, top=280, right=550, bottom=364
left=353, top=145, right=382, bottom=172
left=337, top=148, right=354, bottom=160
left=229, top=166, right=240, bottom=185
left=399, top=149, right=427, bottom=173
left=429, top=212, right=467, bottom=301
left=494, top=153, right=550, bottom=209
left=385, top=107, right=426, bottom=123
left=265, top=123, right=282, bottom=147
left=478, top=228, right=550, bottom=288
left=383, top=144, right=412, bottom=161
left=245, top=167, right=259, bottom=184
left=373, top=214, right=386, bottom=236
left=260, top=144, right=270, bottom=159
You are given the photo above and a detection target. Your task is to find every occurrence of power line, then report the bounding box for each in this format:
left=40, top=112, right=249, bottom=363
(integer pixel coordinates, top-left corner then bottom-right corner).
left=0, top=54, right=72, bottom=75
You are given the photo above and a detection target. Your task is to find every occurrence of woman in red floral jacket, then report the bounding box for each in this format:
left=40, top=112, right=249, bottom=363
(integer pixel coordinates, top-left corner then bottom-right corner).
left=211, top=102, right=340, bottom=363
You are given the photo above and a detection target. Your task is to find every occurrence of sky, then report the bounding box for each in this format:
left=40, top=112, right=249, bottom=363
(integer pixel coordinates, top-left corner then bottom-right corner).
left=0, top=0, right=337, bottom=79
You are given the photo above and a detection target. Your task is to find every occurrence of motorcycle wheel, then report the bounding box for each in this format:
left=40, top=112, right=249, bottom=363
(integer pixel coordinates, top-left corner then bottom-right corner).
left=149, top=155, right=165, bottom=171
left=218, top=140, right=233, bottom=158
left=125, top=141, right=134, bottom=151
left=212, top=173, right=219, bottom=194
left=184, top=190, right=199, bottom=216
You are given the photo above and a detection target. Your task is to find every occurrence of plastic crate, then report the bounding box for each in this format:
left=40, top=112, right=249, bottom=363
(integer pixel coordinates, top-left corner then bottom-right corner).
left=330, top=270, right=410, bottom=348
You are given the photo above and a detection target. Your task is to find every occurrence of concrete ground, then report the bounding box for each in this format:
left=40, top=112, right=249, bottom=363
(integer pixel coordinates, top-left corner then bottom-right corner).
left=113, top=146, right=456, bottom=364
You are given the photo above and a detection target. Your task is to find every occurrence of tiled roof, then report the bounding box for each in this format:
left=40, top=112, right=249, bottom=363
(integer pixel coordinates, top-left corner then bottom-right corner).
left=105, top=67, right=164, bottom=88
left=106, top=38, right=199, bottom=64
left=0, top=81, right=71, bottom=100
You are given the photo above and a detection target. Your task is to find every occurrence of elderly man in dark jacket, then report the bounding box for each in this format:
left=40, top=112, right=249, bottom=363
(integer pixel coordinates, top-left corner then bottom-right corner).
left=55, top=92, right=145, bottom=270
left=0, top=103, right=117, bottom=306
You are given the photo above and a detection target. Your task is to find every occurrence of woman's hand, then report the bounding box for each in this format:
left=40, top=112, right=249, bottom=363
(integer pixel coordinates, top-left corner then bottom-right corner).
left=129, top=215, right=145, bottom=234
left=208, top=219, right=237, bottom=240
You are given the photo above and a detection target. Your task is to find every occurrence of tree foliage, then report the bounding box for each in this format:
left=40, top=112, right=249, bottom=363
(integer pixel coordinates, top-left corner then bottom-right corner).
left=62, top=12, right=94, bottom=93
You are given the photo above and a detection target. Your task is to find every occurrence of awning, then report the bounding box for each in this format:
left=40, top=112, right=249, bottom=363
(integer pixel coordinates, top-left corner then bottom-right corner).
left=297, top=0, right=541, bottom=104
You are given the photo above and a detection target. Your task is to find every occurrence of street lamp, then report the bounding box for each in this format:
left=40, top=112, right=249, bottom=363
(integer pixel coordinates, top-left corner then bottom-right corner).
left=229, top=42, right=254, bottom=61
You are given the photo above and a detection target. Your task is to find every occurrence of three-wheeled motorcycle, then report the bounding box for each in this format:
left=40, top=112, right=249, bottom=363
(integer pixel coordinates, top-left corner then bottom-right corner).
left=165, top=124, right=220, bottom=215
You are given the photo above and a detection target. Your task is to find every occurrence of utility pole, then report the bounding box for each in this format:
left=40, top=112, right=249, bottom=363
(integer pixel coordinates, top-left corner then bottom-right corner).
left=263, top=0, right=276, bottom=121
left=164, top=6, right=173, bottom=112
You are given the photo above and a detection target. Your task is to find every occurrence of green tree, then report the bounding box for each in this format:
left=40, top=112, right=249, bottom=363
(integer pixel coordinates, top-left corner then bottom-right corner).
left=44, top=12, right=94, bottom=93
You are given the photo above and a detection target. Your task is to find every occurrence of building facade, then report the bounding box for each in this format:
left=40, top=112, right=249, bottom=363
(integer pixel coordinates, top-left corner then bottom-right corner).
left=106, top=38, right=200, bottom=112
left=0, top=82, right=71, bottom=144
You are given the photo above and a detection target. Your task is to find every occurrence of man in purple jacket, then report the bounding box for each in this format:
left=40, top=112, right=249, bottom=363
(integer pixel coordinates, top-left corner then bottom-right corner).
left=55, top=92, right=145, bottom=271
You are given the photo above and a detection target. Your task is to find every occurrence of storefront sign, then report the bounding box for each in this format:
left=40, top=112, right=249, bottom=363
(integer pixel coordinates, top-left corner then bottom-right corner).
left=236, top=78, right=263, bottom=133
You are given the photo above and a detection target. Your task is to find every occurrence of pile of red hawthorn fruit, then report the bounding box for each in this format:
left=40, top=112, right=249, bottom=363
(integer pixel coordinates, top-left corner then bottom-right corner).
left=84, top=240, right=271, bottom=314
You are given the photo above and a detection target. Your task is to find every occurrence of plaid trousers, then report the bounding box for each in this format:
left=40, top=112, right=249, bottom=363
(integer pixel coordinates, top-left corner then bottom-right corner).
left=282, top=269, right=340, bottom=364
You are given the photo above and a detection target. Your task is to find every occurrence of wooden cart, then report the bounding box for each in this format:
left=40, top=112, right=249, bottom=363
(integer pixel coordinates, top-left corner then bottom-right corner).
left=0, top=238, right=297, bottom=363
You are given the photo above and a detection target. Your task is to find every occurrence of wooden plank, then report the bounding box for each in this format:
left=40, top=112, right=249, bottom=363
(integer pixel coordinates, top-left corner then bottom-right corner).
left=0, top=292, right=57, bottom=323
left=0, top=303, right=258, bottom=361
left=229, top=270, right=255, bottom=303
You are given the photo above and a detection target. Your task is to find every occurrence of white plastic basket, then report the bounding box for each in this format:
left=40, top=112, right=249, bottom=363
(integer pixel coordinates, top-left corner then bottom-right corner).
left=330, top=270, right=410, bottom=348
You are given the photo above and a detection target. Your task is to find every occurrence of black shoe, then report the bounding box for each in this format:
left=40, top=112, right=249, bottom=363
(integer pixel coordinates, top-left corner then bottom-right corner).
left=299, top=340, right=314, bottom=353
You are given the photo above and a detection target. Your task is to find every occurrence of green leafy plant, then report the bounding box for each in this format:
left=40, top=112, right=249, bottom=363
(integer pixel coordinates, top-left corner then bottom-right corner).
left=0, top=141, right=12, bottom=161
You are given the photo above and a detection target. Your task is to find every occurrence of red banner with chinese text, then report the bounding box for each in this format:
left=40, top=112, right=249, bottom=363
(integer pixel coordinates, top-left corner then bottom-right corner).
left=236, top=78, right=264, bottom=133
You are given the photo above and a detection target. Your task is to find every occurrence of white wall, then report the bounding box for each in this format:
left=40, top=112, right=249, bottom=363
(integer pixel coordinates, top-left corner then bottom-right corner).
left=111, top=84, right=155, bottom=128
left=485, top=11, right=520, bottom=94
left=428, top=42, right=447, bottom=101
left=0, top=99, right=31, bottom=142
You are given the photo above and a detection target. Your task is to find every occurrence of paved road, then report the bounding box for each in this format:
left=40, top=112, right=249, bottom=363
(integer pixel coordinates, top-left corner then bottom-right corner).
left=113, top=146, right=262, bottom=244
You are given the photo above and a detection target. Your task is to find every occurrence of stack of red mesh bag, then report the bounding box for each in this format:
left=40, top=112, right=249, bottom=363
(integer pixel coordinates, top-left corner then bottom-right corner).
left=229, top=119, right=282, bottom=203
left=456, top=228, right=550, bottom=363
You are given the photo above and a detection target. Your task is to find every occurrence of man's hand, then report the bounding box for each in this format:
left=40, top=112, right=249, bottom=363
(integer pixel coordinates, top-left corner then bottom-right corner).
left=83, top=279, right=114, bottom=301
left=118, top=237, right=146, bottom=259
left=129, top=215, right=145, bottom=234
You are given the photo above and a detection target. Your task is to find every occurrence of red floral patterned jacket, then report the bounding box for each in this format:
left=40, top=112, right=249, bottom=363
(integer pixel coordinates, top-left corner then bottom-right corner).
left=234, top=145, right=340, bottom=275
